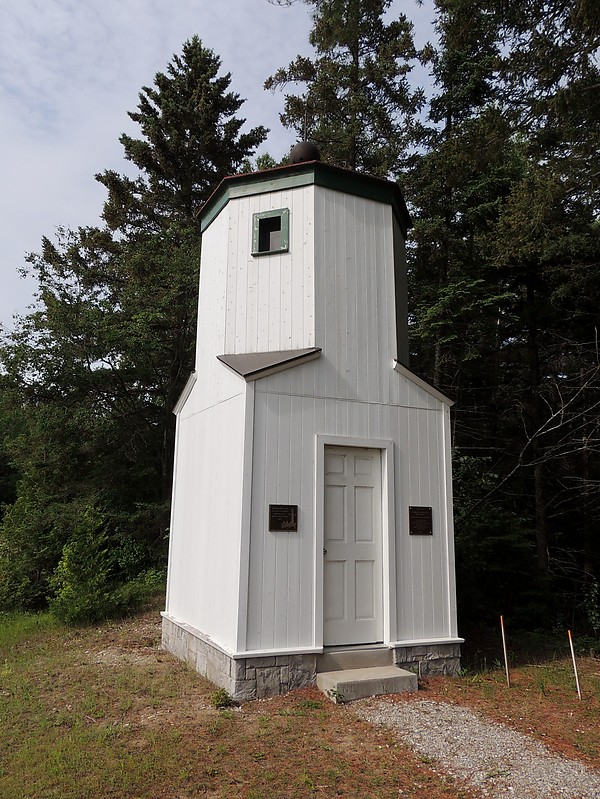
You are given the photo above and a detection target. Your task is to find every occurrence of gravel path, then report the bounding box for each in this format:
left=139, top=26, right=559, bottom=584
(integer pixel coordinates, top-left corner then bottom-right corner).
left=354, top=698, right=600, bottom=798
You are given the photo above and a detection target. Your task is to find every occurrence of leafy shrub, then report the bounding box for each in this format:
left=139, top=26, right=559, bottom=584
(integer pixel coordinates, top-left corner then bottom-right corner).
left=0, top=479, right=73, bottom=610
left=49, top=506, right=164, bottom=625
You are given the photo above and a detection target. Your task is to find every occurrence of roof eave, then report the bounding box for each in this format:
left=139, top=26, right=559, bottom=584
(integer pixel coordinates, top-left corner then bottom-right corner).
left=200, top=161, right=412, bottom=236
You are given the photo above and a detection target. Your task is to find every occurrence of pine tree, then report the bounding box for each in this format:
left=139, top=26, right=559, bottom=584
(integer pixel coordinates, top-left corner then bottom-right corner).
left=265, top=0, right=423, bottom=177
left=492, top=0, right=600, bottom=204
left=99, top=35, right=267, bottom=231
left=407, top=0, right=509, bottom=391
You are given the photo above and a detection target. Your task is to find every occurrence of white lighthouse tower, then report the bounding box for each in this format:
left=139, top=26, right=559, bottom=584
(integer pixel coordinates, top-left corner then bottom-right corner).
left=162, top=146, right=461, bottom=700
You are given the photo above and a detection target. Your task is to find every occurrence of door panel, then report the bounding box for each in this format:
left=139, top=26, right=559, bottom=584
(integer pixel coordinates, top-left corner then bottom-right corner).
left=355, top=486, right=374, bottom=542
left=324, top=561, right=346, bottom=620
left=325, top=484, right=345, bottom=540
left=355, top=560, right=375, bottom=619
left=323, top=446, right=383, bottom=645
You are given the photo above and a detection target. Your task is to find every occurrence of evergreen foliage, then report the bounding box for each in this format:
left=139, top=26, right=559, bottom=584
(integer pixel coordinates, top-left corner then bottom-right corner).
left=265, top=0, right=424, bottom=176
left=49, top=506, right=163, bottom=625
left=98, top=36, right=266, bottom=231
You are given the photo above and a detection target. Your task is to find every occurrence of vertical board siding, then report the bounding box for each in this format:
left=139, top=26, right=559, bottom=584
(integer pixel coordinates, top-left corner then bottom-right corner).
left=313, top=187, right=398, bottom=405
left=221, top=186, right=314, bottom=355
left=193, top=206, right=244, bottom=410
left=167, top=392, right=247, bottom=651
left=247, top=384, right=453, bottom=651
left=247, top=391, right=314, bottom=650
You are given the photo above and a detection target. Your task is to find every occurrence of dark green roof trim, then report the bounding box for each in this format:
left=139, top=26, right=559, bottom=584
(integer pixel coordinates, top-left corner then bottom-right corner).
left=312, top=168, right=411, bottom=236
left=200, top=161, right=412, bottom=236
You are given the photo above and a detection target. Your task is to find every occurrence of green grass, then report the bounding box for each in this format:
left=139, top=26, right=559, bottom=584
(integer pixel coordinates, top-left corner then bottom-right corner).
left=0, top=610, right=57, bottom=648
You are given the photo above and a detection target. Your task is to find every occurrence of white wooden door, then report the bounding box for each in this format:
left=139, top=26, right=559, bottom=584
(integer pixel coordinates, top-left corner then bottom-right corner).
left=323, top=446, right=383, bottom=646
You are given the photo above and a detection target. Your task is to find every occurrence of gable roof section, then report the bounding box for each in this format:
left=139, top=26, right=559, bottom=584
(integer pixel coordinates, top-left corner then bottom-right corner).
left=200, top=161, right=412, bottom=237
left=218, top=348, right=322, bottom=382
left=393, top=360, right=454, bottom=406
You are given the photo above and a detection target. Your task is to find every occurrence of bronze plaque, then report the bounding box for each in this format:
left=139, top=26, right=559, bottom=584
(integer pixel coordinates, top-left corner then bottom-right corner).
left=269, top=504, right=298, bottom=532
left=409, top=506, right=433, bottom=536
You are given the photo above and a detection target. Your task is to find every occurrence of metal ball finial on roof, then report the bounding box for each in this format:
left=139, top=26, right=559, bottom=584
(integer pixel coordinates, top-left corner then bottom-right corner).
left=289, top=141, right=321, bottom=164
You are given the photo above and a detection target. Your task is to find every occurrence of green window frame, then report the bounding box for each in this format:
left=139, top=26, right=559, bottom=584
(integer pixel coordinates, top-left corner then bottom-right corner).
left=252, top=208, right=290, bottom=256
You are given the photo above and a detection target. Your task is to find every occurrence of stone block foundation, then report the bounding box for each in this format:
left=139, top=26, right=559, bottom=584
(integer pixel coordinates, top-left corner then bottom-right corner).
left=392, top=643, right=461, bottom=676
left=162, top=614, right=460, bottom=699
left=161, top=614, right=317, bottom=702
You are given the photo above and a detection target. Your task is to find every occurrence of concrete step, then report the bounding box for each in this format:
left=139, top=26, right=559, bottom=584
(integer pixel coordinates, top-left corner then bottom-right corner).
left=317, top=665, right=418, bottom=703
left=317, top=646, right=392, bottom=673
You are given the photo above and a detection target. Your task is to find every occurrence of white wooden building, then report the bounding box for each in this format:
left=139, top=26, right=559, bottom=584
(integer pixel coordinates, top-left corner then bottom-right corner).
left=162, top=153, right=462, bottom=700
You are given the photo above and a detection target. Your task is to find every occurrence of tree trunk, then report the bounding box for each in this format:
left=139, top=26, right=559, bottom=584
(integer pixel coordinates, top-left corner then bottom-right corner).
left=525, top=273, right=549, bottom=574
left=533, top=459, right=549, bottom=573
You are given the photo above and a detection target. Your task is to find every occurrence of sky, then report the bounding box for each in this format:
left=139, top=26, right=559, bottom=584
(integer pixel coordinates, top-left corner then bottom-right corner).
left=0, top=0, right=434, bottom=332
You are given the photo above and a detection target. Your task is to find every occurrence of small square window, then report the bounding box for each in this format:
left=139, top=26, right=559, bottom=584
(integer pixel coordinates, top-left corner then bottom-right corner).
left=252, top=208, right=289, bottom=256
